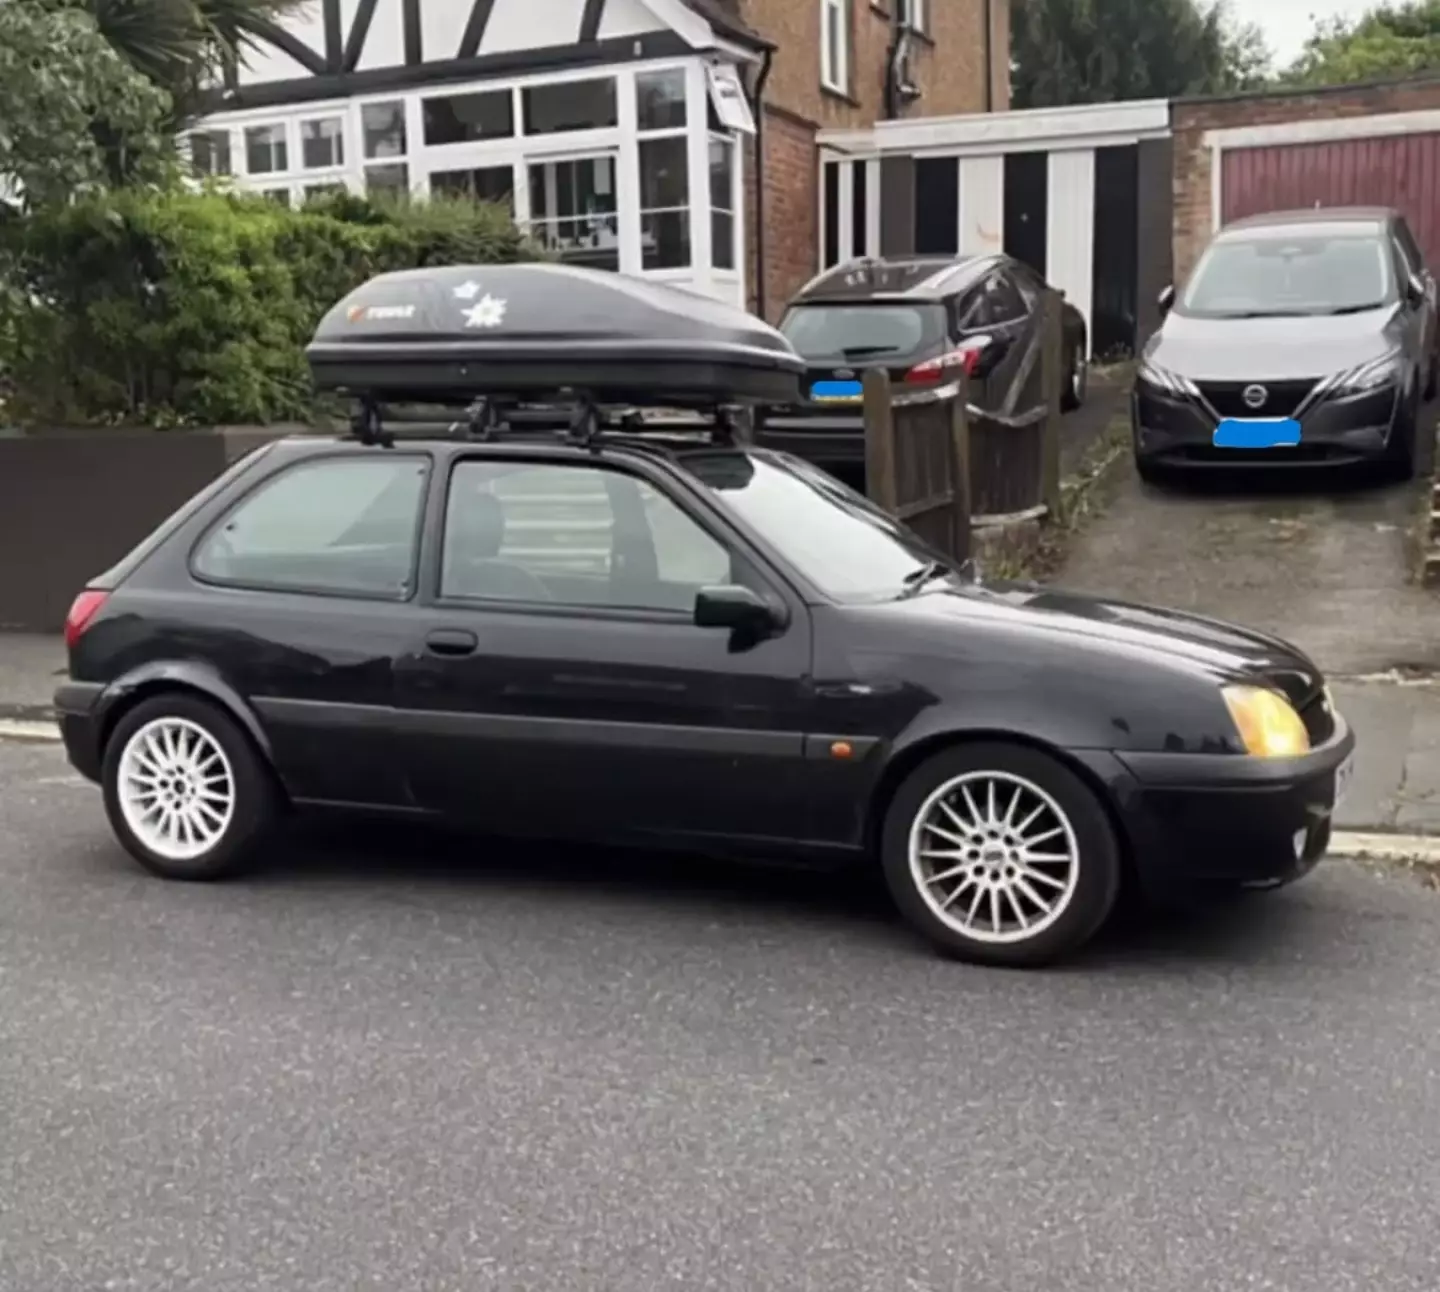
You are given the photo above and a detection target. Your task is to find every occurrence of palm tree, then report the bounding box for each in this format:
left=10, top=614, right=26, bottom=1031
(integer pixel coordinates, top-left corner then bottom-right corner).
left=81, top=0, right=308, bottom=127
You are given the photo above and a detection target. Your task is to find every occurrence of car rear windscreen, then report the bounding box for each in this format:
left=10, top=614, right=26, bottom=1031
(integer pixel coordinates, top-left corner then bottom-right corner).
left=1181, top=231, right=1394, bottom=317
left=778, top=302, right=948, bottom=363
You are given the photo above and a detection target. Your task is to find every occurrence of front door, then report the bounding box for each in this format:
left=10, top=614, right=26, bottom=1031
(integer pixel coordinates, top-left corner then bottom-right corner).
left=393, top=453, right=820, bottom=848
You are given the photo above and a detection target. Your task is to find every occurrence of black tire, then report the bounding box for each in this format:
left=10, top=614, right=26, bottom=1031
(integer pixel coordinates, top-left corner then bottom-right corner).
left=879, top=742, right=1122, bottom=967
left=1384, top=389, right=1418, bottom=480
left=1060, top=345, right=1085, bottom=412
left=101, top=693, right=278, bottom=881
left=1135, top=454, right=1169, bottom=486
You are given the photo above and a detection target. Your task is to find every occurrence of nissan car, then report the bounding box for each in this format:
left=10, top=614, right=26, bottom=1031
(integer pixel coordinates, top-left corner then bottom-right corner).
left=1133, top=207, right=1437, bottom=480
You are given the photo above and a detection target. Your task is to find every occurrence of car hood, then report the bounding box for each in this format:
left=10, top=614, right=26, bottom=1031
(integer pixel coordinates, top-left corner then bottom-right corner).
left=894, top=579, right=1322, bottom=704
left=1148, top=307, right=1398, bottom=381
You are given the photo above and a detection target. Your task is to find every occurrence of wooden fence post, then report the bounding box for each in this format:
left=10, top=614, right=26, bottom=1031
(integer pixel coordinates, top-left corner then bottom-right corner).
left=1040, top=288, right=1063, bottom=521
left=863, top=368, right=898, bottom=512
left=948, top=371, right=972, bottom=562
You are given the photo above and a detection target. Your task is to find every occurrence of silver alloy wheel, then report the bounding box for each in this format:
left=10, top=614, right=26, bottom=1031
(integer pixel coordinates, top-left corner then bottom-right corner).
left=1071, top=354, right=1086, bottom=403
left=907, top=770, right=1080, bottom=944
left=116, top=717, right=236, bottom=862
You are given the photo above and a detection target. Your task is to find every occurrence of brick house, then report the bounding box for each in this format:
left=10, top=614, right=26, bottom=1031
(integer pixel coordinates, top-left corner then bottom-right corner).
left=182, top=0, right=1007, bottom=319
left=737, top=0, right=1011, bottom=316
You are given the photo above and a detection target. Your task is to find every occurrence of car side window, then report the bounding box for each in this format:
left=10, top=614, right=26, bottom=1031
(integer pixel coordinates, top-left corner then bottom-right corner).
left=441, top=459, right=734, bottom=614
left=191, top=456, right=428, bottom=598
left=952, top=288, right=986, bottom=333
left=983, top=271, right=1028, bottom=325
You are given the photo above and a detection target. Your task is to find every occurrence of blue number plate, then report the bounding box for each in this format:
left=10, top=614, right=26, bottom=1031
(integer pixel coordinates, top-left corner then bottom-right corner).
left=1213, top=417, right=1300, bottom=448
left=810, top=379, right=863, bottom=403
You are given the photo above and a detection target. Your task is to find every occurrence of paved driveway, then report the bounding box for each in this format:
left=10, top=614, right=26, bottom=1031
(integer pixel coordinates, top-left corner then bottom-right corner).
left=4, top=737, right=1440, bottom=1292
left=1054, top=413, right=1440, bottom=832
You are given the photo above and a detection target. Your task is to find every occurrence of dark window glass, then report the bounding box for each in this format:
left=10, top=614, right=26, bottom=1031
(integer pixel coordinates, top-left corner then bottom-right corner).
left=527, top=155, right=619, bottom=271
left=823, top=160, right=840, bottom=268
left=779, top=302, right=948, bottom=362
left=636, top=69, right=687, bottom=131
left=522, top=78, right=618, bottom=135
left=982, top=272, right=1027, bottom=324
left=422, top=90, right=514, bottom=146
left=365, top=163, right=409, bottom=196
left=300, top=117, right=344, bottom=168
left=441, top=460, right=730, bottom=611
left=851, top=160, right=868, bottom=258
left=193, top=458, right=429, bottom=597
left=361, top=101, right=407, bottom=159
left=244, top=125, right=287, bottom=175
left=639, top=136, right=687, bottom=209
left=429, top=165, right=515, bottom=213
left=190, top=130, right=232, bottom=177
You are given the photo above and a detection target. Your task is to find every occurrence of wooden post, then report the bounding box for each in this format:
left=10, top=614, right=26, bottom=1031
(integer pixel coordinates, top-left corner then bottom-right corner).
left=947, top=372, right=973, bottom=562
left=863, top=368, right=898, bottom=512
left=1040, top=288, right=1063, bottom=522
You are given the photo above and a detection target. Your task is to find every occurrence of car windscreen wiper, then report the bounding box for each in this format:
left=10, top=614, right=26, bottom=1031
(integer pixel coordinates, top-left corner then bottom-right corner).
left=896, top=561, right=952, bottom=598
left=840, top=345, right=902, bottom=358
left=1324, top=301, right=1385, bottom=315
left=1215, top=309, right=1314, bottom=319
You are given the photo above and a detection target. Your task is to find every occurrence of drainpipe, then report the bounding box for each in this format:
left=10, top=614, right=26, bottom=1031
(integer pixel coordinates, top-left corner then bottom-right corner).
left=983, top=0, right=994, bottom=111
left=748, top=48, right=773, bottom=319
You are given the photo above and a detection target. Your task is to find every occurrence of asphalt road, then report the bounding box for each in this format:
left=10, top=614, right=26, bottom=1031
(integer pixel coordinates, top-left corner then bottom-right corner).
left=5, top=736, right=1440, bottom=1292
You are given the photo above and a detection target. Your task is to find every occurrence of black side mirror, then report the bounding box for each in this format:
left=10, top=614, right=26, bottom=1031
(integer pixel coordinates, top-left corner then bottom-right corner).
left=1158, top=285, right=1175, bottom=314
left=694, top=584, right=777, bottom=634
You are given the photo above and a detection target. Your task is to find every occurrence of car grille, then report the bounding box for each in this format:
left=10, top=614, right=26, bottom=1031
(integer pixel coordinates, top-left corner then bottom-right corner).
left=1195, top=380, right=1318, bottom=420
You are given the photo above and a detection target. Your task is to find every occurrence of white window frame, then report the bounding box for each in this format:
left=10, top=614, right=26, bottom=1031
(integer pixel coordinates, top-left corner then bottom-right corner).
left=898, top=0, right=927, bottom=34
left=821, top=0, right=850, bottom=95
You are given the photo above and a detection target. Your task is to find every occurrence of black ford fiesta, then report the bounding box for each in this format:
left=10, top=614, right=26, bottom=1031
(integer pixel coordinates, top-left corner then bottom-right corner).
left=52, top=263, right=1356, bottom=968
left=1133, top=206, right=1438, bottom=480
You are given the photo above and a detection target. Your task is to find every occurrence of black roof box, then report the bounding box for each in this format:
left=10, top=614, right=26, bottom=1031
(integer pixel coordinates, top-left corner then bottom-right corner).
left=307, top=262, right=805, bottom=407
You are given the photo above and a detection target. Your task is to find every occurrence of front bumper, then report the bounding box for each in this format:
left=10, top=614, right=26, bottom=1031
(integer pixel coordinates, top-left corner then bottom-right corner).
left=1132, top=382, right=1402, bottom=467
left=53, top=681, right=105, bottom=782
left=1082, top=713, right=1355, bottom=896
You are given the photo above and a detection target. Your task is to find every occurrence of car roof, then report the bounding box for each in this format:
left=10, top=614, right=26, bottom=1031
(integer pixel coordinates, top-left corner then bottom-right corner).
left=1222, top=206, right=1397, bottom=237
left=789, top=254, right=1003, bottom=304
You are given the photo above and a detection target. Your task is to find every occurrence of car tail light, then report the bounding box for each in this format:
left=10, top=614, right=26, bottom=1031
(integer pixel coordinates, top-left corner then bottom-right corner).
left=64, top=589, right=109, bottom=649
left=904, top=344, right=985, bottom=384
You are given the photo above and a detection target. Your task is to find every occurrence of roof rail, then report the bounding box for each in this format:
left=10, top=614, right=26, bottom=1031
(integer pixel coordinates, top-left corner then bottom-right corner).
left=345, top=392, right=754, bottom=453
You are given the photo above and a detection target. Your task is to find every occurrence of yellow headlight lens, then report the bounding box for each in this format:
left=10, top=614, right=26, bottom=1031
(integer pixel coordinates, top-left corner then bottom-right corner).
left=1222, top=684, right=1310, bottom=758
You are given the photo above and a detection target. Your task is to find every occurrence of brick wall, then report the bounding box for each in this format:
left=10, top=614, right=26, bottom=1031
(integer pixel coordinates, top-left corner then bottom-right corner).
left=736, top=0, right=1008, bottom=319
left=1173, top=77, right=1440, bottom=283
left=746, top=105, right=818, bottom=320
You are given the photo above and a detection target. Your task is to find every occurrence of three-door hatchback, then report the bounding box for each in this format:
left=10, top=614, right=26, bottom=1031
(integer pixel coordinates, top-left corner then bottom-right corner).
left=54, top=264, right=1355, bottom=967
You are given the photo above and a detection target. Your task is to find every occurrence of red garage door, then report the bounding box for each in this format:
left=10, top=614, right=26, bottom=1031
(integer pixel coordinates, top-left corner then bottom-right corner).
left=1221, top=133, right=1440, bottom=269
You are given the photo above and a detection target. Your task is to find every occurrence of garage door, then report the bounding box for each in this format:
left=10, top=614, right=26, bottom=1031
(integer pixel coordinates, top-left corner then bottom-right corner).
left=1221, top=133, right=1440, bottom=268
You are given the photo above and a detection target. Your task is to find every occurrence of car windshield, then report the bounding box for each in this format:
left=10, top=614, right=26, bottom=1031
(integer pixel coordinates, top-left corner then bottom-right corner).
left=778, top=302, right=947, bottom=362
left=680, top=449, right=950, bottom=601
left=1179, top=231, right=1393, bottom=318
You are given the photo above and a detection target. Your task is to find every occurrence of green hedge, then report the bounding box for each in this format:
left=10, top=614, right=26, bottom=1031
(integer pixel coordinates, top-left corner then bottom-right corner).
left=0, top=187, right=538, bottom=428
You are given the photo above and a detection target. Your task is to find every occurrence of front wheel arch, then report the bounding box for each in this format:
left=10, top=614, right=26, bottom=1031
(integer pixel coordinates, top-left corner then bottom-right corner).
left=864, top=729, right=1137, bottom=889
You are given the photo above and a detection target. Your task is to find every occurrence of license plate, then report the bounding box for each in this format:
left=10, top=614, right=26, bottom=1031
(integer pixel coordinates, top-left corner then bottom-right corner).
left=1213, top=417, right=1300, bottom=448
left=1333, top=752, right=1355, bottom=808
left=810, top=379, right=863, bottom=404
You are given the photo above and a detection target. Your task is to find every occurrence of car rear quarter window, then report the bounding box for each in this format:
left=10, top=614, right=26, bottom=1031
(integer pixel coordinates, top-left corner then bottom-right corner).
left=191, top=455, right=429, bottom=598
left=779, top=302, right=947, bottom=362
left=441, top=459, right=732, bottom=613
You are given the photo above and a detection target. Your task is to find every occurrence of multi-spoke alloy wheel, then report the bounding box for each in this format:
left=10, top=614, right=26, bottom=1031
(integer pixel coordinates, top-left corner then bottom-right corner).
left=908, top=771, right=1079, bottom=945
left=118, top=717, right=235, bottom=861
left=101, top=694, right=278, bottom=880
left=881, top=742, right=1121, bottom=966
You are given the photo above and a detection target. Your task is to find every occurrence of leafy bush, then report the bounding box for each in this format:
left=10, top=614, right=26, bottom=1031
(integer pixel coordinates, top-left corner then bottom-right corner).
left=0, top=186, right=537, bottom=427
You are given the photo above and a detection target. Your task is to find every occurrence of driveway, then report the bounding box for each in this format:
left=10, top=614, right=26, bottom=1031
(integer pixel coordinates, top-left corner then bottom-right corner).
left=3, top=736, right=1440, bottom=1290
left=1053, top=412, right=1440, bottom=832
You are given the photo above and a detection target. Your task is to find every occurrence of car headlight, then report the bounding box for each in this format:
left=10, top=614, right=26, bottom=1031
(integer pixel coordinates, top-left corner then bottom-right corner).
left=1222, top=684, right=1311, bottom=757
left=1136, top=360, right=1194, bottom=397
left=1332, top=351, right=1402, bottom=395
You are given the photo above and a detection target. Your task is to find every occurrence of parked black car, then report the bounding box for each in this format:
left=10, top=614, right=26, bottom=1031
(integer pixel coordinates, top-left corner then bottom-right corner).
left=54, top=265, right=1353, bottom=968
left=1134, top=206, right=1438, bottom=480
left=757, top=254, right=1090, bottom=472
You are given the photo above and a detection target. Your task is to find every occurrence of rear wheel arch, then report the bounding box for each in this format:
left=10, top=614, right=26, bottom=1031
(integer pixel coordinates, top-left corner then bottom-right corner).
left=96, top=671, right=279, bottom=792
left=865, top=729, right=1137, bottom=885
